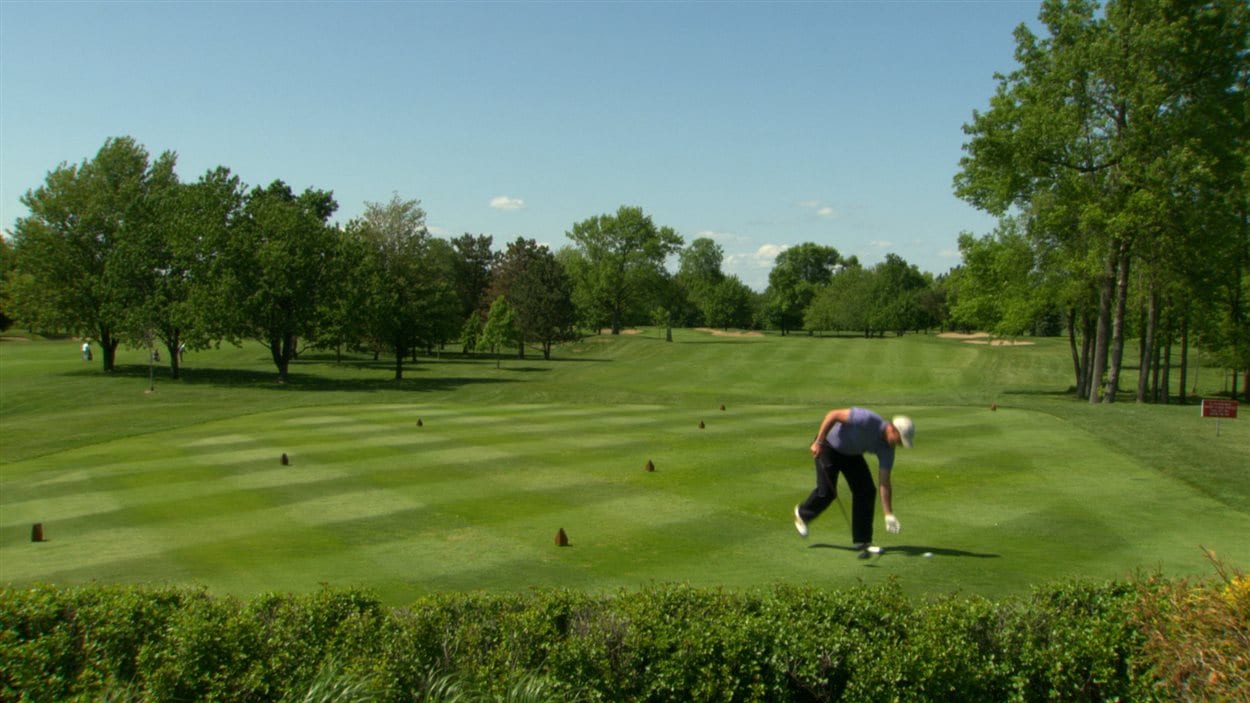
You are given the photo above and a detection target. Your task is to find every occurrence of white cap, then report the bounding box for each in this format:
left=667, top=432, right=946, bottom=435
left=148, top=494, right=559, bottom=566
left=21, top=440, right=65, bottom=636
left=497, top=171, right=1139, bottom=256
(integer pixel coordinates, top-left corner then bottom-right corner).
left=892, top=415, right=915, bottom=448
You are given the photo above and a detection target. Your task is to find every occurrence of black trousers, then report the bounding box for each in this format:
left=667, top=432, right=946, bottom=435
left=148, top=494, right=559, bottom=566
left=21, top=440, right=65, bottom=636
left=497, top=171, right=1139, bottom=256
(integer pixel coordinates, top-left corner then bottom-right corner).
left=798, top=444, right=876, bottom=544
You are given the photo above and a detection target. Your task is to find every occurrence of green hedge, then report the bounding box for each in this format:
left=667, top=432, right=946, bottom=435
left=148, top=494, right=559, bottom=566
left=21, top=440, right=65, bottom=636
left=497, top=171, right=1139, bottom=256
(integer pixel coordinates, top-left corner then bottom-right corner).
left=0, top=579, right=1226, bottom=702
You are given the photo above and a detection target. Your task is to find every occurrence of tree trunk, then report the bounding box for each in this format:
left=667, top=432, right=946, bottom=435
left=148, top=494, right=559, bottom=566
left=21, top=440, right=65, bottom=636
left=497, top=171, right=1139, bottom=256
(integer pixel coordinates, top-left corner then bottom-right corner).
left=1080, top=311, right=1095, bottom=399
left=1137, top=290, right=1157, bottom=403
left=1136, top=303, right=1147, bottom=401
left=1155, top=318, right=1165, bottom=405
left=1089, top=243, right=1116, bottom=404
left=1151, top=329, right=1162, bottom=403
left=97, top=325, right=119, bottom=372
left=1104, top=244, right=1131, bottom=404
left=394, top=339, right=405, bottom=380
left=271, top=334, right=293, bottom=383
left=166, top=341, right=181, bottom=380
left=162, top=329, right=182, bottom=380
left=1066, top=307, right=1084, bottom=397
left=1178, top=314, right=1189, bottom=404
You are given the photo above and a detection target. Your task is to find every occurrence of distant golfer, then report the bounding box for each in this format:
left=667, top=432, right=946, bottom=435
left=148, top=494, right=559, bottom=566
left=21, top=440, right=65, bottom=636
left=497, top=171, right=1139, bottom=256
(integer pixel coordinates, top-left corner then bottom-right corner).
left=793, top=407, right=914, bottom=554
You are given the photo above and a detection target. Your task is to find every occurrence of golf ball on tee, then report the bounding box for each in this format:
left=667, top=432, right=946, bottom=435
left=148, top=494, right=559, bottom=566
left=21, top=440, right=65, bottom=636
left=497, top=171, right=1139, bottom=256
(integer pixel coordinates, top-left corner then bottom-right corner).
left=923, top=552, right=933, bottom=558
left=867, top=546, right=882, bottom=554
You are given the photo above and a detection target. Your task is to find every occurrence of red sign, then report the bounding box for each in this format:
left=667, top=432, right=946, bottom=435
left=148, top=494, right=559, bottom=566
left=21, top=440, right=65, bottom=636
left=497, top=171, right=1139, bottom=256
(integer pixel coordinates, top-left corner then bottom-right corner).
left=1201, top=399, right=1239, bottom=419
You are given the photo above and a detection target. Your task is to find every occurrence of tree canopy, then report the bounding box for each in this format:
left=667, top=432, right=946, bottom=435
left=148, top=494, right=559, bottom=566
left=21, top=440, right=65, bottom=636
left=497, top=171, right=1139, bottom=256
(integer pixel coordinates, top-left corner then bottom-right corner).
left=955, top=0, right=1249, bottom=402
left=564, top=206, right=683, bottom=334
left=9, top=137, right=178, bottom=371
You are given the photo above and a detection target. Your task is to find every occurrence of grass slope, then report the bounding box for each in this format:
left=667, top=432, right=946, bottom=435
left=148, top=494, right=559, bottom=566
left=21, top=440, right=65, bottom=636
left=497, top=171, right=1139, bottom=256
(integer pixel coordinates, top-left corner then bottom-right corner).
left=1, top=330, right=1247, bottom=603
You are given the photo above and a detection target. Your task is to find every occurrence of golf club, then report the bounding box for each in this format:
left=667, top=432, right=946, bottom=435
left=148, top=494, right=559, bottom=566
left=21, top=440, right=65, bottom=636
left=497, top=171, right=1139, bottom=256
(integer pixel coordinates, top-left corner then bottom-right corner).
left=834, top=495, right=851, bottom=531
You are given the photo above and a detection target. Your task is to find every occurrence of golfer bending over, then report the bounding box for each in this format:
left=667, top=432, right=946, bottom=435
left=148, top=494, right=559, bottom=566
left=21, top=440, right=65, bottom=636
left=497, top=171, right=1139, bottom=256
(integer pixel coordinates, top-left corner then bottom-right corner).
left=793, top=407, right=914, bottom=553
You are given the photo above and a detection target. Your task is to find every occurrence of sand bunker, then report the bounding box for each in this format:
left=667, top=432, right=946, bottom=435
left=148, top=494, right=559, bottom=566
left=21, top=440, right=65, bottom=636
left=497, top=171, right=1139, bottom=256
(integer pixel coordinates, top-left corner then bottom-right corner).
left=939, top=332, right=1034, bottom=346
left=695, top=327, right=764, bottom=338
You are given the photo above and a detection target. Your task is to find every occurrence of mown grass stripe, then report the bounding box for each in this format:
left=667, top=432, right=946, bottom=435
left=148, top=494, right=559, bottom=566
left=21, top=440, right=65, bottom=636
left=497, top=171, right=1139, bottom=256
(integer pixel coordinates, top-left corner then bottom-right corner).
left=3, top=334, right=1247, bottom=602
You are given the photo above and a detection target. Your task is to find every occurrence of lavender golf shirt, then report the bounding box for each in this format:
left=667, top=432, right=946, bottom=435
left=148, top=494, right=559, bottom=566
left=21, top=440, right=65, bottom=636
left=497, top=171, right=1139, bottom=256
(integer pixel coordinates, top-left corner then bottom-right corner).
left=824, top=407, right=896, bottom=469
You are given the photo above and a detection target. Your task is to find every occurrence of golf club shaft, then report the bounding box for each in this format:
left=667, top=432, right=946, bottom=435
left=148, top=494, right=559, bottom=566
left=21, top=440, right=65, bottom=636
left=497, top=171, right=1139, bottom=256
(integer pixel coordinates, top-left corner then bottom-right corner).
left=834, top=496, right=851, bottom=530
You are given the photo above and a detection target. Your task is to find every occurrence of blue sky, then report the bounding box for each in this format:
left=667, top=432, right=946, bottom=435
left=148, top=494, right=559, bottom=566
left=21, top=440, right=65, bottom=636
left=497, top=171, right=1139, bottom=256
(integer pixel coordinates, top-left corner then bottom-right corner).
left=1, top=0, right=1041, bottom=291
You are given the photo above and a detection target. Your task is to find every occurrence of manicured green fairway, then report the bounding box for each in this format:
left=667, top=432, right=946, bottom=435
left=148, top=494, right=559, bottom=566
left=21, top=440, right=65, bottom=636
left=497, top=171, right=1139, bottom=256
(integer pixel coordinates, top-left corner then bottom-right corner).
left=2, top=330, right=1247, bottom=603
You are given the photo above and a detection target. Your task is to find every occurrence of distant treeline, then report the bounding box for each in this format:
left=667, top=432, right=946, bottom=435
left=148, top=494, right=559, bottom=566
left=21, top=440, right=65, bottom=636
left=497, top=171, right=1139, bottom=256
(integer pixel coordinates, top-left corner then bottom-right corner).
left=2, top=1, right=1247, bottom=401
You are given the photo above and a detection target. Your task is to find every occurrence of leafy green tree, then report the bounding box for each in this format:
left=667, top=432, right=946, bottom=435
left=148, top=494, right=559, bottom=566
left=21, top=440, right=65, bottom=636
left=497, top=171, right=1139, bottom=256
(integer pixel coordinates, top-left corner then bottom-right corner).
left=947, top=219, right=1057, bottom=337
left=701, top=276, right=757, bottom=330
left=0, top=235, right=16, bottom=332
left=450, top=233, right=496, bottom=321
left=460, top=309, right=484, bottom=355
left=677, top=237, right=724, bottom=282
left=315, top=213, right=372, bottom=364
left=870, top=254, right=928, bottom=336
left=956, top=0, right=1249, bottom=403
left=762, top=264, right=806, bottom=335
left=805, top=265, right=875, bottom=336
left=764, top=243, right=840, bottom=334
left=217, top=180, right=340, bottom=383
left=414, top=237, right=464, bottom=356
left=674, top=237, right=725, bottom=327
left=9, top=137, right=177, bottom=371
left=775, top=243, right=840, bottom=286
left=914, top=273, right=950, bottom=332
left=634, top=265, right=681, bottom=333
left=673, top=238, right=756, bottom=330
left=555, top=246, right=603, bottom=332
left=650, top=305, right=673, bottom=341
left=123, top=167, right=248, bottom=379
left=177, top=167, right=249, bottom=349
left=565, top=206, right=683, bottom=334
left=351, top=194, right=445, bottom=380
left=478, top=296, right=519, bottom=368
left=490, top=238, right=576, bottom=360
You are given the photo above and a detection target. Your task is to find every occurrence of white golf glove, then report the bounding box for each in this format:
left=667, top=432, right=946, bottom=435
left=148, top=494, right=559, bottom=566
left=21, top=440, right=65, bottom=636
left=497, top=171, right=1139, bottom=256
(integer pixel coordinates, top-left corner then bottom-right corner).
left=884, top=514, right=901, bottom=534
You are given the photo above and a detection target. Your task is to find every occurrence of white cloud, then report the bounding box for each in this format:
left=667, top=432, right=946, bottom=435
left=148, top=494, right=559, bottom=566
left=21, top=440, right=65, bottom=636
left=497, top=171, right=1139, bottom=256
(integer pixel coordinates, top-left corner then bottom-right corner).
left=797, top=200, right=836, bottom=218
left=754, top=243, right=788, bottom=260
left=489, top=195, right=526, bottom=211
left=724, top=243, right=789, bottom=292
left=696, top=229, right=751, bottom=244
left=869, top=239, right=894, bottom=249
left=722, top=243, right=787, bottom=269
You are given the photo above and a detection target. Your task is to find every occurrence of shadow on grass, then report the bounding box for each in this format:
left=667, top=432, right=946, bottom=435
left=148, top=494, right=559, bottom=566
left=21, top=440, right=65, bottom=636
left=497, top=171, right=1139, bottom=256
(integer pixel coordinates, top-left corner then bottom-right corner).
left=1001, top=388, right=1078, bottom=399
left=809, top=543, right=1000, bottom=559
left=75, top=363, right=523, bottom=393
left=296, top=352, right=609, bottom=368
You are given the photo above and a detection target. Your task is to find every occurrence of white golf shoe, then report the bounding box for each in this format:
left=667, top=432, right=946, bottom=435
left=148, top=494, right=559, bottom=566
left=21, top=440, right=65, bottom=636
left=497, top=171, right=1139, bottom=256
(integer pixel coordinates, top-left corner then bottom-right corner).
left=793, top=505, right=808, bottom=538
